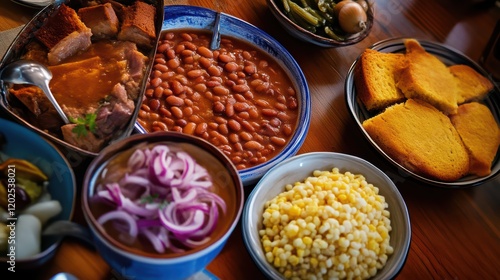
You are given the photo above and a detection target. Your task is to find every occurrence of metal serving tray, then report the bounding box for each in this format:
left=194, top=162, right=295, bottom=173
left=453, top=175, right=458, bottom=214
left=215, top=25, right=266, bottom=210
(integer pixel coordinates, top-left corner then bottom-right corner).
left=0, top=0, right=164, bottom=158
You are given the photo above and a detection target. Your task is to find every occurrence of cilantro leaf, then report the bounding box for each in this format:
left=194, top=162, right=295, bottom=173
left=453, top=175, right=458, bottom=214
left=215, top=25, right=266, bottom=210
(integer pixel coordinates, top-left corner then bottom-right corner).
left=69, top=113, right=97, bottom=137
left=86, top=113, right=97, bottom=133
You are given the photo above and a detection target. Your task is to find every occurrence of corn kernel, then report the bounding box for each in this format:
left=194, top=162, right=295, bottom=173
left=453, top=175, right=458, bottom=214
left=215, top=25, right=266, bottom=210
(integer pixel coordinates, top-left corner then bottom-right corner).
left=274, top=256, right=281, bottom=267
left=297, top=249, right=305, bottom=258
left=289, top=205, right=302, bottom=218
left=259, top=168, right=393, bottom=279
left=310, top=257, right=318, bottom=268
left=266, top=252, right=274, bottom=262
left=302, top=236, right=313, bottom=246
left=288, top=255, right=300, bottom=266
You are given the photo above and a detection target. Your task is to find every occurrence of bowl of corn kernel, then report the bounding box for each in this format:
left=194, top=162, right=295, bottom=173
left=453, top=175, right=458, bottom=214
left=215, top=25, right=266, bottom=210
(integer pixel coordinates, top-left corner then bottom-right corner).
left=242, top=152, right=411, bottom=279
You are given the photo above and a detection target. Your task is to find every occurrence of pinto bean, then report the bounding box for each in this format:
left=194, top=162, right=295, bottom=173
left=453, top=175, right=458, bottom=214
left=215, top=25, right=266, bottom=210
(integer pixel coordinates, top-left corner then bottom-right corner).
left=213, top=101, right=225, bottom=113
left=207, top=65, right=221, bottom=76
left=225, top=103, right=235, bottom=117
left=213, top=85, right=229, bottom=95
left=166, top=95, right=184, bottom=106
left=234, top=102, right=249, bottom=112
left=218, top=54, right=233, bottom=63
left=199, top=57, right=212, bottom=68
left=183, top=122, right=196, bottom=134
left=150, top=77, right=162, bottom=88
left=244, top=141, right=264, bottom=150
left=171, top=106, right=183, bottom=119
left=187, top=69, right=204, bottom=79
left=197, top=46, right=213, bottom=58
left=195, top=122, right=208, bottom=135
left=233, top=84, right=250, bottom=93
left=138, top=30, right=299, bottom=171
left=271, top=136, right=287, bottom=146
left=228, top=119, right=241, bottom=131
left=149, top=99, right=160, bottom=111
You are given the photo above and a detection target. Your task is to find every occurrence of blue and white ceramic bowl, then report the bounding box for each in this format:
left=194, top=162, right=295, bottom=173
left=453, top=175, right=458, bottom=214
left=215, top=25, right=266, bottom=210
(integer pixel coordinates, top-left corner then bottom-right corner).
left=0, top=118, right=76, bottom=269
left=242, top=152, right=411, bottom=279
left=82, top=132, right=244, bottom=280
left=135, top=5, right=311, bottom=187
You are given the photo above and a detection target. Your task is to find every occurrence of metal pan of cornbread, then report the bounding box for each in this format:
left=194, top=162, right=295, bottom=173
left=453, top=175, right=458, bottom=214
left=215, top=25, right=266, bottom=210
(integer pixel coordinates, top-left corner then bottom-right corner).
left=345, top=38, right=500, bottom=188
left=0, top=0, right=164, bottom=157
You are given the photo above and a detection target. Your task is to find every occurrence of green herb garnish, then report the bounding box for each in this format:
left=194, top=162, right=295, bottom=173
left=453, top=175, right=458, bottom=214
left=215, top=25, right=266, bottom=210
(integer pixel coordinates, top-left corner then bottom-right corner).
left=70, top=113, right=97, bottom=137
left=140, top=193, right=160, bottom=204
left=140, top=194, right=169, bottom=209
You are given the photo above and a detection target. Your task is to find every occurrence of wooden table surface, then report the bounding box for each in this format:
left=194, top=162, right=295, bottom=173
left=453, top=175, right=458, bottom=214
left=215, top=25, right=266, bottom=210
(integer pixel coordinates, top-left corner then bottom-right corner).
left=1, top=0, right=500, bottom=279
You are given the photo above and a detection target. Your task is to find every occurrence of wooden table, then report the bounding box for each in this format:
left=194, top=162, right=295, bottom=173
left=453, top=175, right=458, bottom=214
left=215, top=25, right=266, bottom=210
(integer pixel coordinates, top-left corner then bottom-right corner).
left=1, top=0, right=500, bottom=279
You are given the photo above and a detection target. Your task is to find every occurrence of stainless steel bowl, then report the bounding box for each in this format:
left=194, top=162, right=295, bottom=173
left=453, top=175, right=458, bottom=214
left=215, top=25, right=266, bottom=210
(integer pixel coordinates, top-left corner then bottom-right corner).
left=345, top=38, right=500, bottom=187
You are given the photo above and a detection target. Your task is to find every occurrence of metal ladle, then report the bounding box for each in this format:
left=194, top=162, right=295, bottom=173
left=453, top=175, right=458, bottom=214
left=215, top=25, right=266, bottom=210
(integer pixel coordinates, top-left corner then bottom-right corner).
left=0, top=60, right=70, bottom=124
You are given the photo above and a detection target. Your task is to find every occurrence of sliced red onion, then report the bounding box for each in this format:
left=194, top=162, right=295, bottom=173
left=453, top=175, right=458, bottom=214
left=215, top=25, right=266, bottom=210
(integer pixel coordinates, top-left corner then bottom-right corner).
left=176, top=202, right=210, bottom=213
left=190, top=201, right=218, bottom=238
left=179, top=236, right=211, bottom=249
left=159, top=208, right=205, bottom=237
left=104, top=183, right=123, bottom=206
left=97, top=210, right=138, bottom=238
left=140, top=228, right=165, bottom=253
left=121, top=174, right=150, bottom=187
left=121, top=198, right=159, bottom=217
left=93, top=144, right=225, bottom=254
left=172, top=188, right=197, bottom=204
left=128, top=149, right=147, bottom=169
left=197, top=191, right=227, bottom=214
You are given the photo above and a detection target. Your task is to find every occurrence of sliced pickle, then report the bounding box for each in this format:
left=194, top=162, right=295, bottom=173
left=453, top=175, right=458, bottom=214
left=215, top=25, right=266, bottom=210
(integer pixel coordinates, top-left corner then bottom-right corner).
left=0, top=158, right=49, bottom=182
left=0, top=159, right=47, bottom=210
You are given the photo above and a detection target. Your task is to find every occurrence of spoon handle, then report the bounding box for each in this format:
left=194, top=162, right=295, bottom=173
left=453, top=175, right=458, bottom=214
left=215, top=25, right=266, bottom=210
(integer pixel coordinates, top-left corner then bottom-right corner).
left=40, top=81, right=70, bottom=124
left=210, top=12, right=222, bottom=50
left=42, top=220, right=95, bottom=250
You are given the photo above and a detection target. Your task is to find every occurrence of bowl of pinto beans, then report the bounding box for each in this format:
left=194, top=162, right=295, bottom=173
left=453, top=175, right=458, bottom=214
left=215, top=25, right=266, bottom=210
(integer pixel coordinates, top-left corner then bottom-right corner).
left=135, top=5, right=311, bottom=186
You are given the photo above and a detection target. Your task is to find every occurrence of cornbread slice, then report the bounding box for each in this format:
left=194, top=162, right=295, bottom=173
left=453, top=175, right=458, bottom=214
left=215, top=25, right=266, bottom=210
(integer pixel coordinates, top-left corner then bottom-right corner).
left=35, top=4, right=92, bottom=65
left=396, top=39, right=459, bottom=115
left=449, top=65, right=494, bottom=104
left=355, top=49, right=406, bottom=111
left=363, top=99, right=469, bottom=181
left=450, top=102, right=500, bottom=176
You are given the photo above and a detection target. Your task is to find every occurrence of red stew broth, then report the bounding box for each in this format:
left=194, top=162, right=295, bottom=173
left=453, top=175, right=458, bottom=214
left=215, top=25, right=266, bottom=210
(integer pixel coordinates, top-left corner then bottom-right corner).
left=88, top=141, right=238, bottom=258
left=137, top=30, right=299, bottom=170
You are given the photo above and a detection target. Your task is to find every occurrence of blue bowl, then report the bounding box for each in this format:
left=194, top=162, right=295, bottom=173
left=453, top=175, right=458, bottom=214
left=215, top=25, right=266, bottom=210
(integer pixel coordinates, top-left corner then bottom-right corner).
left=135, top=5, right=311, bottom=186
left=0, top=117, right=76, bottom=269
left=82, top=132, right=244, bottom=280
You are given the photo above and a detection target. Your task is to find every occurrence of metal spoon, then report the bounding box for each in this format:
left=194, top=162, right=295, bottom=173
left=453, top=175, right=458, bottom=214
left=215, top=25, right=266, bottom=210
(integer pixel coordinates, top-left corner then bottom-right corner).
left=0, top=60, right=70, bottom=124
left=210, top=12, right=222, bottom=50
left=49, top=272, right=79, bottom=280
left=42, top=220, right=95, bottom=249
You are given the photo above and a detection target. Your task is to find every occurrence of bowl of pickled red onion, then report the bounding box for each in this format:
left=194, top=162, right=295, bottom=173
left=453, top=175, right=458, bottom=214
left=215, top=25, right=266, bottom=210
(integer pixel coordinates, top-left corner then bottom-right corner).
left=82, top=132, right=244, bottom=280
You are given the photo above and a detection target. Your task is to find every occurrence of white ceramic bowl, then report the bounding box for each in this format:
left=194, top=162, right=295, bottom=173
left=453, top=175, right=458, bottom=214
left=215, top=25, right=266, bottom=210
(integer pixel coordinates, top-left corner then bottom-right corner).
left=135, top=5, right=311, bottom=187
left=242, top=152, right=411, bottom=279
